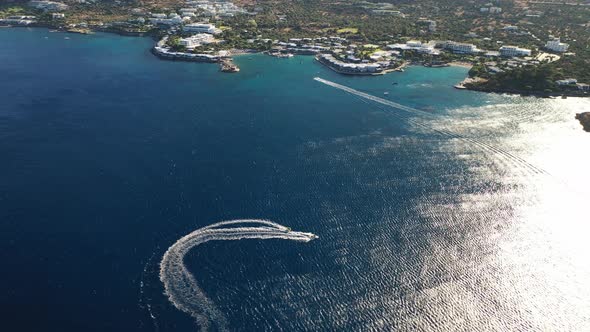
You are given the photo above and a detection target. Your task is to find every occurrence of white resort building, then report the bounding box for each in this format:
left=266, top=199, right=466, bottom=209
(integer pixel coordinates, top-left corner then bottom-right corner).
left=545, top=38, right=569, bottom=53
left=387, top=40, right=440, bottom=55
left=183, top=23, right=221, bottom=34
left=499, top=45, right=532, bottom=57
left=0, top=15, right=37, bottom=25
left=556, top=78, right=577, bottom=85
left=179, top=34, right=216, bottom=49
left=442, top=41, right=481, bottom=54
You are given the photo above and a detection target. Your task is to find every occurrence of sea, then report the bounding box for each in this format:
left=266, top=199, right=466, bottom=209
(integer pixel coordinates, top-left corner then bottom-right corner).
left=1, top=28, right=590, bottom=332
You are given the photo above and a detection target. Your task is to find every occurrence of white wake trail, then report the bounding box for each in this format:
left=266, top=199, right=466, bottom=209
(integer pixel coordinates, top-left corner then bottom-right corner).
left=159, top=219, right=317, bottom=331
left=314, top=77, right=550, bottom=175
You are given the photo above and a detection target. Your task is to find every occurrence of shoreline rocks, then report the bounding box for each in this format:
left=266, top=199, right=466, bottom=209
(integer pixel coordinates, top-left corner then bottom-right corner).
left=575, top=112, right=590, bottom=132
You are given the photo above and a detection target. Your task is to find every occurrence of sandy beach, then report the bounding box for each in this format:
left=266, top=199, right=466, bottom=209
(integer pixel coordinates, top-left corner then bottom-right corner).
left=449, top=61, right=473, bottom=69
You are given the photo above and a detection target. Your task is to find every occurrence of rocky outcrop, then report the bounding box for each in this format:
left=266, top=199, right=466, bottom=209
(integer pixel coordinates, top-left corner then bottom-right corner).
left=575, top=112, right=590, bottom=132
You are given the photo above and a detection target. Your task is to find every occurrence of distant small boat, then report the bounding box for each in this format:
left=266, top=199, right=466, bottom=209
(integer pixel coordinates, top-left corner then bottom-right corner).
left=392, top=82, right=398, bottom=85
left=384, top=92, right=389, bottom=95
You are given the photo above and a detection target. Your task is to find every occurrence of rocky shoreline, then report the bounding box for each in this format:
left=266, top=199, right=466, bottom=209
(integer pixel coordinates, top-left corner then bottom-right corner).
left=462, top=82, right=590, bottom=98
left=5, top=27, right=590, bottom=96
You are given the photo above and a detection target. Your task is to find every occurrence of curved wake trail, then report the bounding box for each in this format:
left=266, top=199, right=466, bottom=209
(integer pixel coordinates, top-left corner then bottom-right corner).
left=314, top=77, right=550, bottom=176
left=160, top=219, right=317, bottom=331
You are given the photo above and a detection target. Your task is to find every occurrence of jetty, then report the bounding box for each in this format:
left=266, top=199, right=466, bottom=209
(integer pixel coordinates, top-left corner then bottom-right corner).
left=455, top=77, right=486, bottom=89
left=219, top=58, right=239, bottom=73
left=265, top=51, right=294, bottom=58
left=66, top=28, right=92, bottom=34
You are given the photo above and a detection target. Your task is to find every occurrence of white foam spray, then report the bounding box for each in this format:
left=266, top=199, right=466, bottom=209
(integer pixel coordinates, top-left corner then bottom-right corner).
left=159, top=219, right=317, bottom=331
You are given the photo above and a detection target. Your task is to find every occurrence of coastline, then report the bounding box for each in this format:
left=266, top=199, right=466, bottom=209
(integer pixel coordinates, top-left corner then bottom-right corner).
left=5, top=26, right=588, bottom=97
left=463, top=83, right=590, bottom=98
left=1, top=22, right=149, bottom=36
left=452, top=71, right=590, bottom=98
left=227, top=49, right=259, bottom=56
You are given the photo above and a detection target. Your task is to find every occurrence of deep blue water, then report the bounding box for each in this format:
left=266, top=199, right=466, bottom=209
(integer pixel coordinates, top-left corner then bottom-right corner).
left=2, top=28, right=590, bottom=331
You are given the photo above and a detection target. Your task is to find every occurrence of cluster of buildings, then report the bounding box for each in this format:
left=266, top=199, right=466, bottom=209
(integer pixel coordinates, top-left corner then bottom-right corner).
left=184, top=0, right=247, bottom=18
left=556, top=78, right=590, bottom=91
left=0, top=15, right=36, bottom=26
left=274, top=37, right=346, bottom=55
left=137, top=0, right=576, bottom=81
left=417, top=19, right=436, bottom=32
left=153, top=47, right=220, bottom=62
left=271, top=37, right=400, bottom=74
left=28, top=1, right=67, bottom=12
left=312, top=33, right=570, bottom=77
left=146, top=0, right=247, bottom=26
left=275, top=42, right=328, bottom=55
left=389, top=40, right=532, bottom=57
left=441, top=41, right=482, bottom=54
left=480, top=53, right=566, bottom=77
left=387, top=40, right=440, bottom=55
left=152, top=36, right=221, bottom=62
left=545, top=38, right=569, bottom=53
left=362, top=2, right=405, bottom=16
left=500, top=25, right=537, bottom=38
left=459, top=25, right=570, bottom=56
left=480, top=6, right=502, bottom=14
left=272, top=34, right=549, bottom=76
left=151, top=20, right=224, bottom=59
left=317, top=54, right=390, bottom=75
left=145, top=0, right=245, bottom=26
left=144, top=1, right=247, bottom=64
left=523, top=9, right=543, bottom=18
left=441, top=41, right=531, bottom=57
left=372, top=9, right=404, bottom=16
left=148, top=13, right=187, bottom=26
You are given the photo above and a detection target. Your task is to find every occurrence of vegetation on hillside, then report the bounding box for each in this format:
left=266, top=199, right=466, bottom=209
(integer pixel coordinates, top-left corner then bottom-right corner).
left=474, top=64, right=559, bottom=92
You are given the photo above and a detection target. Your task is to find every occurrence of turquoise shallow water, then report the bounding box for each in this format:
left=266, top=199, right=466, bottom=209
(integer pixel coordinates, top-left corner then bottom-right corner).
left=1, top=28, right=590, bottom=331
